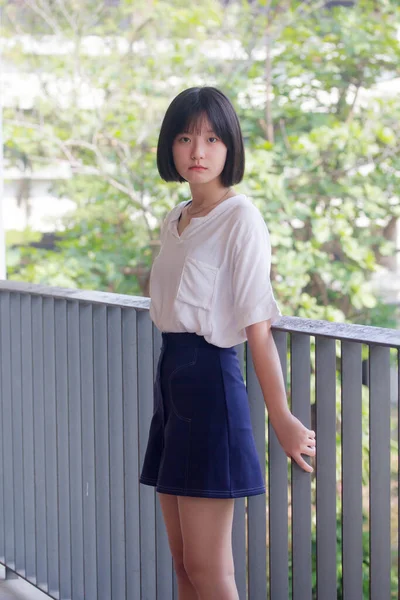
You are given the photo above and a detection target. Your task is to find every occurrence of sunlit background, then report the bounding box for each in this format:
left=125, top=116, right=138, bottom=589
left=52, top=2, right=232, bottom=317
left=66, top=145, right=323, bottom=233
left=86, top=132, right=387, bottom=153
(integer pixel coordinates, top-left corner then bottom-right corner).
left=1, top=0, right=399, bottom=327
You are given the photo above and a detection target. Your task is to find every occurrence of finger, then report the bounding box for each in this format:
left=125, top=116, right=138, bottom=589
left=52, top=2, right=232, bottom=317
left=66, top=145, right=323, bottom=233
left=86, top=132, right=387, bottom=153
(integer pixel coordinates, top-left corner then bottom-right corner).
left=294, top=454, right=313, bottom=473
left=303, top=439, right=315, bottom=451
left=303, top=446, right=316, bottom=457
left=308, top=430, right=316, bottom=438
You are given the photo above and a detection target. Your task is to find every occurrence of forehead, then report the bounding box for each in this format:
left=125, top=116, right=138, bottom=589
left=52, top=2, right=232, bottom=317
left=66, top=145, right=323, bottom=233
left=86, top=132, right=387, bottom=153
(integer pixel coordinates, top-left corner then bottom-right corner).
left=182, top=113, right=215, bottom=134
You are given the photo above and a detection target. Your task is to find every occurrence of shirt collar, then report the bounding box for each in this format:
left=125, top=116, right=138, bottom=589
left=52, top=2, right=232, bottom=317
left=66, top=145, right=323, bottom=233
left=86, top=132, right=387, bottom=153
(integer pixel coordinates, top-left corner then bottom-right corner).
left=168, top=195, right=246, bottom=240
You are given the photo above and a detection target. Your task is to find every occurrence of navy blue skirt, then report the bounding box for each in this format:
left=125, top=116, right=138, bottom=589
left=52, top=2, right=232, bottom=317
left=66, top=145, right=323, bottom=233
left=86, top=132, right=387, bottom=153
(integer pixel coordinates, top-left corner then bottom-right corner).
left=139, top=332, right=266, bottom=498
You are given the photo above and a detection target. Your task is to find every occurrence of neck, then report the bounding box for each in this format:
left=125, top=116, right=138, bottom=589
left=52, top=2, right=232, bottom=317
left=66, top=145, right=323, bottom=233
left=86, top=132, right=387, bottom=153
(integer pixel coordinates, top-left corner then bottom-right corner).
left=189, top=181, right=230, bottom=208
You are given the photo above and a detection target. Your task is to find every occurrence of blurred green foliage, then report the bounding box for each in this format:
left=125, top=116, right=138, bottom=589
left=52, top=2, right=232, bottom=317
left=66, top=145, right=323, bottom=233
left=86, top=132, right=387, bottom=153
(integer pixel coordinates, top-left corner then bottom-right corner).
left=3, top=0, right=400, bottom=327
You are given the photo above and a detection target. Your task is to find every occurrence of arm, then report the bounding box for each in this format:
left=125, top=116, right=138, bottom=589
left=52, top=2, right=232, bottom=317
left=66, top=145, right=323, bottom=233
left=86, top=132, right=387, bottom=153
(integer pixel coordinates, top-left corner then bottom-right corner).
left=246, top=319, right=316, bottom=473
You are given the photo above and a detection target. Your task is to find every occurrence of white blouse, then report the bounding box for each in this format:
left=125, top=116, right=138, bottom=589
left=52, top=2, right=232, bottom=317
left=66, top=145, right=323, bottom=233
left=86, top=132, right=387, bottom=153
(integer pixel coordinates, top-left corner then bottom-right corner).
left=149, top=194, right=282, bottom=348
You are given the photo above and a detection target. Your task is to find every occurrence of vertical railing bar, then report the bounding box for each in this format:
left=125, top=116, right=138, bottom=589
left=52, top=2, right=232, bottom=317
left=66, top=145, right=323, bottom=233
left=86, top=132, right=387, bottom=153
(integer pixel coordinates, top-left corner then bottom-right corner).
left=341, top=341, right=363, bottom=600
left=122, top=307, right=141, bottom=600
left=93, top=304, right=111, bottom=600
left=153, top=326, right=173, bottom=600
left=315, top=336, right=337, bottom=599
left=232, top=342, right=247, bottom=600
left=268, top=330, right=289, bottom=600
left=153, top=328, right=158, bottom=600
left=55, top=299, right=72, bottom=599
left=108, top=306, right=126, bottom=600
left=231, top=489, right=246, bottom=594
left=173, top=570, right=178, bottom=600
left=67, top=300, right=73, bottom=599
left=80, top=303, right=98, bottom=599
left=369, top=344, right=391, bottom=599
left=246, top=339, right=267, bottom=600
left=21, top=294, right=36, bottom=582
left=31, top=296, right=48, bottom=591
left=43, top=296, right=59, bottom=597
left=11, top=293, right=25, bottom=575
left=0, top=292, right=4, bottom=564
left=137, top=311, right=157, bottom=600
left=67, top=300, right=84, bottom=599
left=1, top=292, right=14, bottom=569
left=291, top=333, right=312, bottom=600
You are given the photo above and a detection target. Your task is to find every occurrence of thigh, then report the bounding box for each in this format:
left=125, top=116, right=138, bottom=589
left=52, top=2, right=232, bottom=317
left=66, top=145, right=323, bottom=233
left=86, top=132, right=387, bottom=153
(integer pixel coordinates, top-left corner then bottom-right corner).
left=158, top=493, right=184, bottom=564
left=178, top=496, right=235, bottom=572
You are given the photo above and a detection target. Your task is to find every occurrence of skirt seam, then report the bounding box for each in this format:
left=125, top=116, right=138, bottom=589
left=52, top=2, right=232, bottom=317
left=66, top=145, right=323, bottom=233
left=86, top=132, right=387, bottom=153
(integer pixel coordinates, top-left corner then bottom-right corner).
left=139, top=476, right=158, bottom=484
left=139, top=479, right=266, bottom=494
left=154, top=483, right=266, bottom=495
left=218, top=352, right=232, bottom=495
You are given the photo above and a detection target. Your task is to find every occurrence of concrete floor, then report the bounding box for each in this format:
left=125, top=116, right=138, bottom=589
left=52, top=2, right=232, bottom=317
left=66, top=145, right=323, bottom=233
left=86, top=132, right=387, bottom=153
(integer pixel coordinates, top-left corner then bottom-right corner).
left=0, top=576, right=50, bottom=600
left=0, top=582, right=19, bottom=600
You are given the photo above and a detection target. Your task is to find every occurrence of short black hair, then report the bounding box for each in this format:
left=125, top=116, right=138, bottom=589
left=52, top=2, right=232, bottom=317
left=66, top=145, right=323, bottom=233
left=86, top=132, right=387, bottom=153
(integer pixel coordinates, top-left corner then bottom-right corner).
left=157, top=87, right=245, bottom=186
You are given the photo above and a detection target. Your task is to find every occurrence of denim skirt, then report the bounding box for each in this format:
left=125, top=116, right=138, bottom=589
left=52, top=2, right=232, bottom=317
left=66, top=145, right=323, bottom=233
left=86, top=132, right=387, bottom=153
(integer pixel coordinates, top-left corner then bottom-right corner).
left=139, top=332, right=266, bottom=498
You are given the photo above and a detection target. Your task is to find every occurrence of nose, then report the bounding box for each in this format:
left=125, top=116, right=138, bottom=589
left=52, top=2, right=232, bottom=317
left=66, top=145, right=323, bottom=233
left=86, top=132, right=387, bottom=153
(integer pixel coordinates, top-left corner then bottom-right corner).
left=191, top=139, right=205, bottom=160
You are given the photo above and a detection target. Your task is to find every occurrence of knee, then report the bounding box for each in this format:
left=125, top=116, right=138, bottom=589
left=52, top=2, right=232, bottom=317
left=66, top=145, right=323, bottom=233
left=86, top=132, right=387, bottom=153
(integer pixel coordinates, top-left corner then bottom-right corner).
left=173, top=558, right=189, bottom=580
left=184, top=556, right=234, bottom=587
left=183, top=557, right=206, bottom=587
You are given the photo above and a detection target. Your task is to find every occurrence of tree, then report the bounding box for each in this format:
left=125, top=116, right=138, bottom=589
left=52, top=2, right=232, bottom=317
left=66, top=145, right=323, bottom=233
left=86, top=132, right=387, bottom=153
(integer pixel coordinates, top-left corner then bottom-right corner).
left=3, top=0, right=400, bottom=326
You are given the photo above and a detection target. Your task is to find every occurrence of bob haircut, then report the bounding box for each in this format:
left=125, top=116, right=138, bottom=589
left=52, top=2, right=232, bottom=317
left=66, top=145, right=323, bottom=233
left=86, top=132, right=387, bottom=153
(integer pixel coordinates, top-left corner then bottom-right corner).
left=157, top=87, right=245, bottom=187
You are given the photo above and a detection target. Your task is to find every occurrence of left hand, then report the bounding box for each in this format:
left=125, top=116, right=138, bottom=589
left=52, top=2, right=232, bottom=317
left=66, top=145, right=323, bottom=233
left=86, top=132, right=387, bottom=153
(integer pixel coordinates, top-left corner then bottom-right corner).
left=272, top=412, right=316, bottom=473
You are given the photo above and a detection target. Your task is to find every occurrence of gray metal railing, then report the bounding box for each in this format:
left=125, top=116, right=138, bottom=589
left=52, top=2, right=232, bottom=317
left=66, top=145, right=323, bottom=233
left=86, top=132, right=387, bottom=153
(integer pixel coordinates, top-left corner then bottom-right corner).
left=0, top=280, right=399, bottom=600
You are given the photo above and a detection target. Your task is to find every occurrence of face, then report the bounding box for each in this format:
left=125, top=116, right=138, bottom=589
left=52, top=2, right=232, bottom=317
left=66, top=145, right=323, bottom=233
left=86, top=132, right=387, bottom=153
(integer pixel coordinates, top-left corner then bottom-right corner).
left=172, top=115, right=228, bottom=185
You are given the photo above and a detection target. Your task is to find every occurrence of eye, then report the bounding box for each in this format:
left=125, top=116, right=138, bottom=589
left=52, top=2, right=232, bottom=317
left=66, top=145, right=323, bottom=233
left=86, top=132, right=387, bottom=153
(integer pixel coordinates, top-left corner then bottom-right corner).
left=178, top=136, right=191, bottom=143
left=208, top=137, right=218, bottom=143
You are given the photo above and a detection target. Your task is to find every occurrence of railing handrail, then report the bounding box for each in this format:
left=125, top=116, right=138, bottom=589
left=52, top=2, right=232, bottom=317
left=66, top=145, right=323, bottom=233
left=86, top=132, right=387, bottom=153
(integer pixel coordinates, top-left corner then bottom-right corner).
left=274, top=315, right=400, bottom=348
left=0, top=279, right=399, bottom=348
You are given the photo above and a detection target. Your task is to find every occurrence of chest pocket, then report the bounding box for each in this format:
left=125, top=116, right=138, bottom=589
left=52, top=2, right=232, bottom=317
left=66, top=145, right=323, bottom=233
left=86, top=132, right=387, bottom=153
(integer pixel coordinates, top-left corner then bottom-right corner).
left=176, top=256, right=218, bottom=310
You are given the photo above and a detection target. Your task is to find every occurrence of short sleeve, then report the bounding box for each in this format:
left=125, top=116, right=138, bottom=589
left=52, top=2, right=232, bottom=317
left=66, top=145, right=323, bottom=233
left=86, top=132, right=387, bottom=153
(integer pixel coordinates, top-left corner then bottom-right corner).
left=232, top=214, right=281, bottom=334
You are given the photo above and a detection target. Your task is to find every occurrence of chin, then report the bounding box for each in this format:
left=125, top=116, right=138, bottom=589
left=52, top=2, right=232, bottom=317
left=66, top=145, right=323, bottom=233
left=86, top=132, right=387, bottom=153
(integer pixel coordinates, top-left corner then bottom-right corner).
left=186, top=174, right=212, bottom=184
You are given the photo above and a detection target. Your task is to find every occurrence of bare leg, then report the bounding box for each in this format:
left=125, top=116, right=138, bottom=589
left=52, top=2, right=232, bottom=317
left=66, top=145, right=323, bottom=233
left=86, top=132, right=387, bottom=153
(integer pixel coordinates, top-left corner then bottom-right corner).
left=178, top=496, right=239, bottom=600
left=158, top=493, right=199, bottom=600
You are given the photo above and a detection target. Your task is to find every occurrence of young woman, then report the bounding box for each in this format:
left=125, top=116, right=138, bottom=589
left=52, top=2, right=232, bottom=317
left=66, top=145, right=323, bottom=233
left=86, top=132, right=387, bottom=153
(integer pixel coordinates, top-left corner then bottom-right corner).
left=139, top=86, right=316, bottom=600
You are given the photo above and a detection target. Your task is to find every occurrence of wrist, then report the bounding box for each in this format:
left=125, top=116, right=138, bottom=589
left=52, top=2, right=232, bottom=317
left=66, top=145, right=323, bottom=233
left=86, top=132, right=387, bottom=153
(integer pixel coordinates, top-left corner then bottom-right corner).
left=268, top=406, right=292, bottom=430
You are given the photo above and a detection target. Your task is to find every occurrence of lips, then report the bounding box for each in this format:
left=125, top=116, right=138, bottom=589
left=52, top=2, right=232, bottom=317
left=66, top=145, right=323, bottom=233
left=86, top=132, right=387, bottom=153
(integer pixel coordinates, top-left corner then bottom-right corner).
left=189, top=166, right=207, bottom=170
